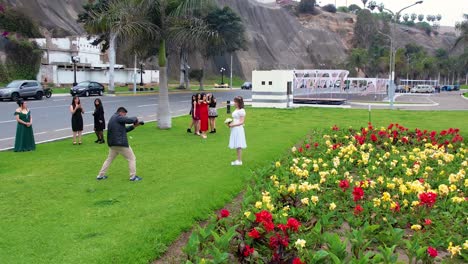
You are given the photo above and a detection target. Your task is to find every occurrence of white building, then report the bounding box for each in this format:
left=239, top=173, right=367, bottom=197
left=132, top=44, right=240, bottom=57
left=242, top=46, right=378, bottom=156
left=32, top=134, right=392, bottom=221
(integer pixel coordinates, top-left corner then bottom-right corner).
left=34, top=36, right=159, bottom=86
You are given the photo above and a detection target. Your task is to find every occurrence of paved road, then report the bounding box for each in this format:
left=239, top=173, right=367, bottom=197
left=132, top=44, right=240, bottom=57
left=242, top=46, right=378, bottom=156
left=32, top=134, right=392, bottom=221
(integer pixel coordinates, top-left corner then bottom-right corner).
left=0, top=90, right=251, bottom=150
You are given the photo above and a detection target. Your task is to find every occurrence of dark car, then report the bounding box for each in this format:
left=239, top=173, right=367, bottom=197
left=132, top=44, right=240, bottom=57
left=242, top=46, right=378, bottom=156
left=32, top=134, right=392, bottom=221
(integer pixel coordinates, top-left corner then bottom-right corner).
left=70, top=81, right=105, bottom=97
left=241, top=82, right=252, bottom=90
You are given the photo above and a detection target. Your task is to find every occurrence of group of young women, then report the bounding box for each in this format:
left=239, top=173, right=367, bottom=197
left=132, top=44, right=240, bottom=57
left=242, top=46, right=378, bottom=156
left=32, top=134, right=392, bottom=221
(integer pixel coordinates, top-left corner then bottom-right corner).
left=187, top=93, right=218, bottom=139
left=13, top=93, right=247, bottom=166
left=13, top=96, right=105, bottom=151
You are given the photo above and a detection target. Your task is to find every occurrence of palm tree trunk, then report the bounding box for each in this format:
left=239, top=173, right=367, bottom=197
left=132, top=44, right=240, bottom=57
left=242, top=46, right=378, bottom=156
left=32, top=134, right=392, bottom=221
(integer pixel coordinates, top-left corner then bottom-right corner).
left=108, top=32, right=117, bottom=94
left=157, top=39, right=171, bottom=129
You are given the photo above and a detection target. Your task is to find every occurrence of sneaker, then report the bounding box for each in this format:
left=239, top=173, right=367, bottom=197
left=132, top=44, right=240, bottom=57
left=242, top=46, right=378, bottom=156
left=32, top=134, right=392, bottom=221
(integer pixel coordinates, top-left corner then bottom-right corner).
left=231, top=160, right=243, bottom=166
left=97, top=175, right=108, bottom=180
left=130, top=176, right=143, bottom=181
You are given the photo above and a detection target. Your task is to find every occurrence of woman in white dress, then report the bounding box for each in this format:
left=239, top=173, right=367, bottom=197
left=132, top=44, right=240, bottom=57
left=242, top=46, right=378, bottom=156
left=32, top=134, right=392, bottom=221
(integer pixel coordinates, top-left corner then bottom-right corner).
left=228, top=96, right=247, bottom=166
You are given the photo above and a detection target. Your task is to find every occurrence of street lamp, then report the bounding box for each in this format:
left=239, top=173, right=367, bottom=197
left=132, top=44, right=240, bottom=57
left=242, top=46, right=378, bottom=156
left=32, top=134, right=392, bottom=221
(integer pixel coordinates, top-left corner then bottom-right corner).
left=220, top=67, right=226, bottom=84
left=368, top=1, right=423, bottom=109
left=71, top=56, right=80, bottom=86
left=139, top=63, right=145, bottom=86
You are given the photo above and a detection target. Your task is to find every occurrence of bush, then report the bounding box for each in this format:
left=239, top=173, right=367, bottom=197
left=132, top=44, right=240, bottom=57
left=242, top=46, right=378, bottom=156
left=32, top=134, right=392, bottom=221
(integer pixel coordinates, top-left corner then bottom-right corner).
left=348, top=4, right=361, bottom=12
left=415, top=22, right=432, bottom=36
left=298, top=0, right=316, bottom=14
left=337, top=6, right=349, bottom=13
left=0, top=6, right=42, bottom=38
left=322, top=4, right=337, bottom=13
left=4, top=38, right=42, bottom=80
left=0, top=63, right=9, bottom=83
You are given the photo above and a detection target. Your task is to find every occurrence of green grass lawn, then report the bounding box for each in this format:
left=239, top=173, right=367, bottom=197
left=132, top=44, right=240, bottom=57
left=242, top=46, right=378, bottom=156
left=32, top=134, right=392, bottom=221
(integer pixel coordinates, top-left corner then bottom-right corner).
left=1, top=108, right=468, bottom=264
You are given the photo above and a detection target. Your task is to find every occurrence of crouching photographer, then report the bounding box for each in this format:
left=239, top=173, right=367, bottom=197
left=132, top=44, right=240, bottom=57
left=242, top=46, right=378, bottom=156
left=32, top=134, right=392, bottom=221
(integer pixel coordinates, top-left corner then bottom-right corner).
left=96, top=107, right=143, bottom=181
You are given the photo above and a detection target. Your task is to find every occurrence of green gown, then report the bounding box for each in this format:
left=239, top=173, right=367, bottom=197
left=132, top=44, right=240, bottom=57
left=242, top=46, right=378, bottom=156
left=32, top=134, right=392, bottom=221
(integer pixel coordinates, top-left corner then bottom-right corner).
left=14, top=110, right=36, bottom=152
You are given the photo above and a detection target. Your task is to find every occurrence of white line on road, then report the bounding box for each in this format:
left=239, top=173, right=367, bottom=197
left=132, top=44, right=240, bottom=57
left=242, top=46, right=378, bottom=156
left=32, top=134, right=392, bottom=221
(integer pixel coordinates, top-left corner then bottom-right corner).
left=34, top=132, right=46, bottom=136
left=53, top=99, right=67, bottom=102
left=0, top=137, right=15, bottom=142
left=137, top=104, right=158, bottom=107
left=0, top=120, right=16, bottom=124
left=55, top=128, right=70, bottom=132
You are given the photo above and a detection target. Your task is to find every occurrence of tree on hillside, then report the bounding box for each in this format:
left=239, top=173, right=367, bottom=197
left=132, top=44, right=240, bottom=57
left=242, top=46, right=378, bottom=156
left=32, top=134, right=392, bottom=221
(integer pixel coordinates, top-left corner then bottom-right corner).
left=352, top=9, right=379, bottom=50
left=403, top=14, right=409, bottom=22
left=298, top=0, right=316, bottom=14
left=79, top=0, right=155, bottom=94
left=348, top=4, right=361, bottom=13
left=455, top=13, right=468, bottom=47
left=417, top=14, right=424, bottom=22
left=410, top=13, right=417, bottom=22
left=361, top=0, right=368, bottom=8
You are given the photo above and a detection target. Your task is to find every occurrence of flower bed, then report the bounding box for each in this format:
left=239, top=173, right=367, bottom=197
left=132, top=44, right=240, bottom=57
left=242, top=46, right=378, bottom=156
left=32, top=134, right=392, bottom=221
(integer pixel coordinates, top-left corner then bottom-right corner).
left=185, top=123, right=467, bottom=263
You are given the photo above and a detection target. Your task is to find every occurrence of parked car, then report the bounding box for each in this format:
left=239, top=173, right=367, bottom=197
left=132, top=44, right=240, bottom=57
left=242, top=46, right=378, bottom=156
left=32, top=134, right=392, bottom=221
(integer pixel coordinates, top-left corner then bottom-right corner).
left=241, top=82, right=252, bottom=90
left=411, top=85, right=434, bottom=93
left=0, top=80, right=45, bottom=101
left=70, top=81, right=105, bottom=96
left=441, top=85, right=453, bottom=91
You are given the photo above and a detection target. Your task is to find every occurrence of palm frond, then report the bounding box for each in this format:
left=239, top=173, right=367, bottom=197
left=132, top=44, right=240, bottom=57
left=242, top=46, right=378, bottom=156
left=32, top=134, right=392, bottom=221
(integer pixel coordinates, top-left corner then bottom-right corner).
left=171, top=0, right=216, bottom=17
left=168, top=16, right=220, bottom=49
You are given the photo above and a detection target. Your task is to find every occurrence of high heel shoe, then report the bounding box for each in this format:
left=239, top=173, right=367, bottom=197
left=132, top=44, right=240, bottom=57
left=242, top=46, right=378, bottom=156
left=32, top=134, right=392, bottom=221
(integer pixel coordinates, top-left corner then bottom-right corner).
left=187, top=128, right=192, bottom=133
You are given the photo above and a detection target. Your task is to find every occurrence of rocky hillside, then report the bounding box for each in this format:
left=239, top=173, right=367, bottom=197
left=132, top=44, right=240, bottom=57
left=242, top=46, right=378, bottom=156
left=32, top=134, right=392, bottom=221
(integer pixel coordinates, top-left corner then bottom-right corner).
left=1, top=0, right=460, bottom=79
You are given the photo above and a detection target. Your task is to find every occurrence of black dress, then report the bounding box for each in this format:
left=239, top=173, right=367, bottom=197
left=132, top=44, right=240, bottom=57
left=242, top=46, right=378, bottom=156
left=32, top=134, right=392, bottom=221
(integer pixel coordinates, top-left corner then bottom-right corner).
left=71, top=107, right=83, bottom=132
left=93, top=107, right=105, bottom=131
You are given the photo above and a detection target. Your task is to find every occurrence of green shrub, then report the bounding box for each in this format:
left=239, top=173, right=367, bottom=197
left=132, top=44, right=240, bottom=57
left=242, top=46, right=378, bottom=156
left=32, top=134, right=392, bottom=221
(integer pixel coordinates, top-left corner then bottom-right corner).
left=0, top=6, right=42, bottom=38
left=322, top=4, right=337, bottom=13
left=337, top=6, right=349, bottom=13
left=298, top=0, right=316, bottom=14
left=0, top=63, right=10, bottom=83
left=5, top=38, right=42, bottom=80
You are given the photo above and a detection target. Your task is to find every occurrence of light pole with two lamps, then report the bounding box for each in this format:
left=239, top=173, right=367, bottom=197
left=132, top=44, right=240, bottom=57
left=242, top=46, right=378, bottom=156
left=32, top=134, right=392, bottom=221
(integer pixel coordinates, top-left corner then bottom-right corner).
left=139, top=63, right=145, bottom=86
left=368, top=1, right=423, bottom=109
left=71, top=56, right=80, bottom=86
left=220, top=67, right=226, bottom=85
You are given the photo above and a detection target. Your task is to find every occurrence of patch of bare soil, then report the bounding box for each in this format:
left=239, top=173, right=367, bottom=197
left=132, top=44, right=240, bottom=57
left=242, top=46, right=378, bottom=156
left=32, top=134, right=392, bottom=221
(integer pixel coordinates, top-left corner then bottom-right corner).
left=152, top=192, right=245, bottom=264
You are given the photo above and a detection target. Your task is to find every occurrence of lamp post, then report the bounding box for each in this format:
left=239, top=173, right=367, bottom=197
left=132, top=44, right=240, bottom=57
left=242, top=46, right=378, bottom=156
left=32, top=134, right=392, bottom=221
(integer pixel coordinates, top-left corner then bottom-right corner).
left=71, top=56, right=80, bottom=86
left=368, top=1, right=423, bottom=109
left=139, top=63, right=145, bottom=86
left=220, top=67, right=226, bottom=84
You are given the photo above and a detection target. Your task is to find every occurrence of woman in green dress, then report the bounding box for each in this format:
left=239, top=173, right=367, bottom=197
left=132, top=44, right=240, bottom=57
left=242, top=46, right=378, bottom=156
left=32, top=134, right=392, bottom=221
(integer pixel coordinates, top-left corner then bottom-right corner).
left=14, top=99, right=36, bottom=152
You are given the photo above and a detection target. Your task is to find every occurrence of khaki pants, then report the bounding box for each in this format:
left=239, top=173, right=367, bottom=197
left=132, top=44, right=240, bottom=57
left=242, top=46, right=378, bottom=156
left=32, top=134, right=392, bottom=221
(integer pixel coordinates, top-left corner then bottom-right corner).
left=98, top=146, right=136, bottom=177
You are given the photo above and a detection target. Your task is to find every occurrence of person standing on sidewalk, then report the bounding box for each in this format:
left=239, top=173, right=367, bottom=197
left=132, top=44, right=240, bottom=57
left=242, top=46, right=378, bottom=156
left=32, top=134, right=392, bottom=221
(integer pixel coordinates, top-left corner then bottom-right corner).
left=96, top=107, right=142, bottom=181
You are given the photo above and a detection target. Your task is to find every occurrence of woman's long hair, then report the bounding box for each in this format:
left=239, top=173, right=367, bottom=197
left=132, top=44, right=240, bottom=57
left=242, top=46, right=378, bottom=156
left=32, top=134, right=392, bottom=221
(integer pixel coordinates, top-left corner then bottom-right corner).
left=94, top=98, right=103, bottom=112
left=234, top=96, right=244, bottom=109
left=71, top=96, right=80, bottom=108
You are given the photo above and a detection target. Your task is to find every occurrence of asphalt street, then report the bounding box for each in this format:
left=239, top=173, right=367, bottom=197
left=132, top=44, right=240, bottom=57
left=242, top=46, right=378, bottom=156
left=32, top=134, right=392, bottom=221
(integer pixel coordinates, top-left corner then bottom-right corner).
left=0, top=89, right=251, bottom=150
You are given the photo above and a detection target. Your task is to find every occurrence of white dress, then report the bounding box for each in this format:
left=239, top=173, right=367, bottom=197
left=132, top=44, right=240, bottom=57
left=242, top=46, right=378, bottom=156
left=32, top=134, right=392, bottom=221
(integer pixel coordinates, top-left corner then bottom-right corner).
left=229, top=109, right=247, bottom=149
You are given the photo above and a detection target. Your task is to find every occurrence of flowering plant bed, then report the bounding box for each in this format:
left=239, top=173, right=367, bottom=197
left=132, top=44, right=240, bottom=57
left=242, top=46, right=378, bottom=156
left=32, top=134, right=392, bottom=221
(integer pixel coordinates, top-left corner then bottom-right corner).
left=185, top=123, right=467, bottom=263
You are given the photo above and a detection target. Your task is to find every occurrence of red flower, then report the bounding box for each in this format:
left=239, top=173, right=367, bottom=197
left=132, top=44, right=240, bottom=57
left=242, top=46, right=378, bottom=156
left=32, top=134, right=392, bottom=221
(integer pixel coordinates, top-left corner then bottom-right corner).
left=269, top=233, right=289, bottom=249
left=248, top=228, right=261, bottom=239
left=418, top=178, right=425, bottom=183
left=388, top=123, right=394, bottom=130
left=391, top=202, right=401, bottom=212
left=339, top=179, right=350, bottom=192
left=427, top=246, right=438, bottom=258
left=243, top=245, right=255, bottom=257
left=305, top=143, right=311, bottom=149
left=352, top=187, right=364, bottom=202
left=440, top=130, right=447, bottom=136
left=354, top=204, right=364, bottom=215
left=298, top=147, right=303, bottom=153
left=370, top=134, right=378, bottom=142
left=220, top=209, right=230, bottom=218
left=419, top=192, right=437, bottom=207
left=314, top=142, right=319, bottom=148
left=424, top=219, right=432, bottom=226
left=332, top=125, right=339, bottom=131
left=286, top=218, right=301, bottom=232
left=277, top=224, right=288, bottom=233
left=292, top=258, right=305, bottom=264
left=255, top=210, right=272, bottom=223
left=263, top=220, right=275, bottom=232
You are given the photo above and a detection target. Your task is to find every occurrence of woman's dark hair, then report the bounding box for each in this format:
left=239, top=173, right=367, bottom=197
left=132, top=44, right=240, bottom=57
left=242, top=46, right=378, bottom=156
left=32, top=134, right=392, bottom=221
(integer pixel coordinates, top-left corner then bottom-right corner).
left=71, top=96, right=80, bottom=107
left=191, top=94, right=197, bottom=103
left=16, top=99, right=24, bottom=107
left=94, top=98, right=103, bottom=110
left=234, top=96, right=244, bottom=109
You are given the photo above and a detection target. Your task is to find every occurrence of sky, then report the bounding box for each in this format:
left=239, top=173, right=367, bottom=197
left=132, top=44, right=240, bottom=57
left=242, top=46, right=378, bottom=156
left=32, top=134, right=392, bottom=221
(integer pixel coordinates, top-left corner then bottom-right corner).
left=317, top=0, right=467, bottom=27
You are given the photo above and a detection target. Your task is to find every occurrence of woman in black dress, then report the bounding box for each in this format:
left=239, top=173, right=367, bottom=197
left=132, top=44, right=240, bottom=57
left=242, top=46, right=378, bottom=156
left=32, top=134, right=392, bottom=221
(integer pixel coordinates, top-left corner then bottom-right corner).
left=70, top=96, right=84, bottom=145
left=207, top=93, right=218, bottom=133
left=93, top=98, right=105, bottom=143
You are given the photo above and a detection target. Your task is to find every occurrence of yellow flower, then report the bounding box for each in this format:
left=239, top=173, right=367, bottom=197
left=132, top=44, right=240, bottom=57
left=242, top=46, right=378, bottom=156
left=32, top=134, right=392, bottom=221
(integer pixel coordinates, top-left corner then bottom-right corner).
left=463, top=240, right=468, bottom=250
left=288, top=184, right=297, bottom=194
left=449, top=184, right=457, bottom=192
left=390, top=201, right=399, bottom=211
left=411, top=201, right=420, bottom=207
left=373, top=198, right=381, bottom=207
left=329, top=202, right=337, bottom=210
left=402, top=199, right=409, bottom=207
left=266, top=203, right=275, bottom=211
left=438, top=184, right=449, bottom=196
left=382, top=192, right=391, bottom=202
left=451, top=197, right=465, bottom=203
left=255, top=201, right=263, bottom=208
left=447, top=242, right=462, bottom=258
left=387, top=183, right=396, bottom=189
left=411, top=224, right=422, bottom=231
left=270, top=175, right=278, bottom=181
left=283, top=205, right=290, bottom=211
left=244, top=211, right=251, bottom=218
left=311, top=196, right=319, bottom=205
left=295, top=239, right=307, bottom=249
left=275, top=161, right=281, bottom=168
left=377, top=176, right=384, bottom=184
left=301, top=197, right=309, bottom=205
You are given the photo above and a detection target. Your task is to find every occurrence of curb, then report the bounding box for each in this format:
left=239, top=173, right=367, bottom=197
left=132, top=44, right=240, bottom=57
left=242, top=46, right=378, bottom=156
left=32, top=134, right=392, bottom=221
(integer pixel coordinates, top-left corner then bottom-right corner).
left=350, top=102, right=439, bottom=107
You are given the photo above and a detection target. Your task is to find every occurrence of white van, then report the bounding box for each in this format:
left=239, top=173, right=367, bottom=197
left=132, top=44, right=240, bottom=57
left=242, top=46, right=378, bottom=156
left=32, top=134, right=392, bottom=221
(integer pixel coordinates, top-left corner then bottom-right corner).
left=411, top=85, right=434, bottom=93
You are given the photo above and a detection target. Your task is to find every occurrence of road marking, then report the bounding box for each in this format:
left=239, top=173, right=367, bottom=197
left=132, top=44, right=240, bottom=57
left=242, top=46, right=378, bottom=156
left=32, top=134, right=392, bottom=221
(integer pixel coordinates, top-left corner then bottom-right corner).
left=30, top=104, right=69, bottom=110
left=0, top=137, right=15, bottom=142
left=85, top=124, right=93, bottom=127
left=55, top=128, right=70, bottom=132
left=179, top=100, right=191, bottom=103
left=34, top=132, right=46, bottom=135
left=53, top=99, right=67, bottom=102
left=0, top=120, right=16, bottom=124
left=137, top=104, right=158, bottom=107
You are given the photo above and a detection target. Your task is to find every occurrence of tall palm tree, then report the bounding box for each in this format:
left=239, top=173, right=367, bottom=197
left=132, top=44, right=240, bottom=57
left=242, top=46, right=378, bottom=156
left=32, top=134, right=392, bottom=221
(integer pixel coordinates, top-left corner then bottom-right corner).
left=81, top=0, right=156, bottom=93
left=148, top=0, right=215, bottom=129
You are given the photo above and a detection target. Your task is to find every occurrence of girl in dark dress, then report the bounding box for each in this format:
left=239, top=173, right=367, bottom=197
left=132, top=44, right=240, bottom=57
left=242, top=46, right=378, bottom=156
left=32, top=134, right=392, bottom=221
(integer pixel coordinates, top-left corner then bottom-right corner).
left=187, top=94, right=197, bottom=133
left=207, top=93, right=218, bottom=133
left=93, top=98, right=105, bottom=144
left=14, top=99, right=36, bottom=152
left=70, top=96, right=84, bottom=145
left=193, top=93, right=201, bottom=135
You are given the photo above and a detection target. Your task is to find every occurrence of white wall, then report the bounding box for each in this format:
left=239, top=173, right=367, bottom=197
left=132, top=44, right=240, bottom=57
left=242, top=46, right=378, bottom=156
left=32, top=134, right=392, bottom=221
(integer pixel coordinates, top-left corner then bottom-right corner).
left=34, top=36, right=104, bottom=64
left=252, top=70, right=294, bottom=108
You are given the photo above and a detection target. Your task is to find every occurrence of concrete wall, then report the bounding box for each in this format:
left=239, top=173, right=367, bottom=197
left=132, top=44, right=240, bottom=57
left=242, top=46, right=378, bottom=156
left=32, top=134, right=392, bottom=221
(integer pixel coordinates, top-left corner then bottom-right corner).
left=252, top=70, right=294, bottom=108
left=38, top=66, right=159, bottom=86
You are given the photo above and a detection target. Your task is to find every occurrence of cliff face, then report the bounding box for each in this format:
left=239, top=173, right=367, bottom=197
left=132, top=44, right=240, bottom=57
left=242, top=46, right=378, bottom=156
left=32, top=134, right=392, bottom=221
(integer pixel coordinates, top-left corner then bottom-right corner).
left=1, top=0, right=459, bottom=79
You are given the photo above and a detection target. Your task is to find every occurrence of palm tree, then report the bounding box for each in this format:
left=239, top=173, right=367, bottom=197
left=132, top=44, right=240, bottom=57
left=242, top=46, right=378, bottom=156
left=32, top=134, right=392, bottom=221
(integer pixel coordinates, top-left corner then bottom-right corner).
left=410, top=13, right=417, bottom=22
left=417, top=14, right=424, bottom=22
left=81, top=0, right=155, bottom=93
left=362, top=0, right=368, bottom=8
left=403, top=14, right=409, bottom=22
